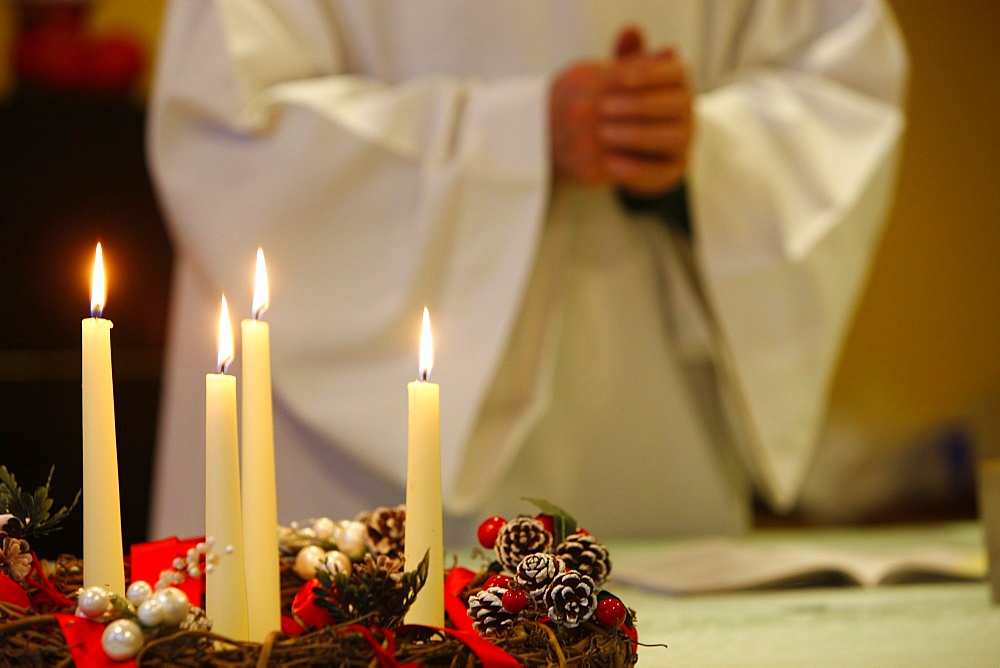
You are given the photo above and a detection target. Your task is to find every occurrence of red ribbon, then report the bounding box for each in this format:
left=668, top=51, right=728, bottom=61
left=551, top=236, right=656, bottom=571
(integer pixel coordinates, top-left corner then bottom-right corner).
left=443, top=566, right=477, bottom=633
left=440, top=567, right=521, bottom=666
left=283, top=568, right=518, bottom=666
left=55, top=613, right=138, bottom=668
left=290, top=577, right=334, bottom=631
left=339, top=624, right=415, bottom=667
left=414, top=625, right=522, bottom=668
left=128, top=536, right=204, bottom=607
left=24, top=552, right=74, bottom=612
left=0, top=571, right=30, bottom=609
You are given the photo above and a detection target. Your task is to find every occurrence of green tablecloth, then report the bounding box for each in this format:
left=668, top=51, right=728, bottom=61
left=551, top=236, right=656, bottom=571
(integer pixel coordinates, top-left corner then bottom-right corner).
left=607, top=523, right=1000, bottom=667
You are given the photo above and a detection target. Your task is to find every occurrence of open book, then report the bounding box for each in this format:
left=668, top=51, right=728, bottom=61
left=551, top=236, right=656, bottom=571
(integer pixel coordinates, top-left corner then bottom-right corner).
left=611, top=533, right=986, bottom=594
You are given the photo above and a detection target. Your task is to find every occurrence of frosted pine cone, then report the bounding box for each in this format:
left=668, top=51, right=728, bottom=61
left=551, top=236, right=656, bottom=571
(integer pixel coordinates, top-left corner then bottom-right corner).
left=467, top=586, right=518, bottom=637
left=543, top=570, right=597, bottom=628
left=364, top=505, right=406, bottom=558
left=555, top=532, right=611, bottom=586
left=515, top=552, right=565, bottom=600
left=494, top=516, right=552, bottom=573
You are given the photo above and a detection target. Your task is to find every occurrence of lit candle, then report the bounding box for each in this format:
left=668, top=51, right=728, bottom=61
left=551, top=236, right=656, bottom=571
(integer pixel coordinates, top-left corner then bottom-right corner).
left=205, top=295, right=249, bottom=641
left=81, top=243, right=125, bottom=596
left=240, top=249, right=280, bottom=641
left=404, top=307, right=444, bottom=626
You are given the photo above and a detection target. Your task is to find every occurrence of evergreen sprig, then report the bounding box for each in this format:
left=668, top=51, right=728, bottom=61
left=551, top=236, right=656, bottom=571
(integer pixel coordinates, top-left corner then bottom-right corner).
left=0, top=466, right=80, bottom=539
left=313, top=550, right=429, bottom=628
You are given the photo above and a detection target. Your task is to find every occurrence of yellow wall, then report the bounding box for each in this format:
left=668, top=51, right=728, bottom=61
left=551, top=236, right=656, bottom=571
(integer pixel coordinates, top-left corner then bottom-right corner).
left=829, top=0, right=1000, bottom=446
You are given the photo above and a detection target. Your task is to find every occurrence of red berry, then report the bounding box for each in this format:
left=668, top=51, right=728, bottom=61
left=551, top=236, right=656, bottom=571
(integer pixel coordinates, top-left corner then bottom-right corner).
left=595, top=596, right=627, bottom=629
left=483, top=574, right=512, bottom=589
left=501, top=588, right=528, bottom=614
left=534, top=513, right=556, bottom=535
left=477, top=515, right=507, bottom=548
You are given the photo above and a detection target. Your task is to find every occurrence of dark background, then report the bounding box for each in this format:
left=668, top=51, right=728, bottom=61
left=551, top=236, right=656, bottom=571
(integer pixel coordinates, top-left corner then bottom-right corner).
left=0, top=85, right=171, bottom=556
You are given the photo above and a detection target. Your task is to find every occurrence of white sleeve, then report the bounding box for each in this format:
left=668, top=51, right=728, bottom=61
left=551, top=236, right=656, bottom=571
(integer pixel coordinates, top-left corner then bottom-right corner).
left=689, top=0, right=908, bottom=510
left=147, top=0, right=551, bottom=489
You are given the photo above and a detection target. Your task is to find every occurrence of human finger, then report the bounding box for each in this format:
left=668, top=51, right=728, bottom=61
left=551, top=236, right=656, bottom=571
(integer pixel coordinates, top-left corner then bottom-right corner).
left=600, top=121, right=691, bottom=156
left=600, top=88, right=691, bottom=120
left=550, top=62, right=614, bottom=186
left=608, top=52, right=686, bottom=90
left=614, top=25, right=645, bottom=58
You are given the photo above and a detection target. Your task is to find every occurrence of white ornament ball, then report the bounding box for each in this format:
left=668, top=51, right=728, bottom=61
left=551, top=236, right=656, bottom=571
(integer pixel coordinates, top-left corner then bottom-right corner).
left=126, top=580, right=154, bottom=607
left=151, top=587, right=190, bottom=627
left=324, top=550, right=351, bottom=575
left=332, top=521, right=368, bottom=561
left=313, top=517, right=336, bottom=542
left=136, top=597, right=165, bottom=627
left=77, top=586, right=111, bottom=619
left=294, top=545, right=327, bottom=579
left=102, top=618, right=144, bottom=660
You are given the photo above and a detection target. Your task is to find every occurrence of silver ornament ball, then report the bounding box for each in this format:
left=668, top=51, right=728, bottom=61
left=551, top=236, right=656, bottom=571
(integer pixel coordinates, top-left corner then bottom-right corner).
left=126, top=580, right=154, bottom=607
left=137, top=597, right=165, bottom=627
left=324, top=550, right=352, bottom=575
left=77, top=586, right=111, bottom=619
left=313, top=517, right=336, bottom=541
left=102, top=618, right=144, bottom=660
left=294, top=545, right=327, bottom=579
left=332, top=521, right=368, bottom=561
left=151, top=586, right=190, bottom=627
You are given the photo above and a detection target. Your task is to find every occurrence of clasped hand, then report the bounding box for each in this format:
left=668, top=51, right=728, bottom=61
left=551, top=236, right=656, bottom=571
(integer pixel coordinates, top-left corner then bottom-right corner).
left=550, top=26, right=692, bottom=197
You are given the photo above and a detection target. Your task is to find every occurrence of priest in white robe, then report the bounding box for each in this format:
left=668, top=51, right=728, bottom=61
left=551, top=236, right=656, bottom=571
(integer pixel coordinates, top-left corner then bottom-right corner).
left=146, top=0, right=907, bottom=540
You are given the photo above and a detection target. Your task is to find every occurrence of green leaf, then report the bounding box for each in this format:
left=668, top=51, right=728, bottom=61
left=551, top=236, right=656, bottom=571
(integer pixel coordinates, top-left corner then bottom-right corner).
left=522, top=497, right=579, bottom=546
left=0, top=466, right=79, bottom=538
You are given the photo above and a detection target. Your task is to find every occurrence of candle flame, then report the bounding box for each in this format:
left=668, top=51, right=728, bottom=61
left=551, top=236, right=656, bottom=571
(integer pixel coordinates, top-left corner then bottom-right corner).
left=419, top=307, right=433, bottom=381
left=90, top=243, right=106, bottom=318
left=252, top=247, right=269, bottom=320
left=217, top=294, right=234, bottom=373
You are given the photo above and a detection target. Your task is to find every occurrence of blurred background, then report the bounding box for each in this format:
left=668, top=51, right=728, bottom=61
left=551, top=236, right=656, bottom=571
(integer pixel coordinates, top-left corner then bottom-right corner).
left=1, top=0, right=997, bottom=556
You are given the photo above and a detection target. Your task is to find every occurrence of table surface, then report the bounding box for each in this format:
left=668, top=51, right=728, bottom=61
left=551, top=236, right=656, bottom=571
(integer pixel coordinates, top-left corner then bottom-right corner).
left=605, top=522, right=1000, bottom=667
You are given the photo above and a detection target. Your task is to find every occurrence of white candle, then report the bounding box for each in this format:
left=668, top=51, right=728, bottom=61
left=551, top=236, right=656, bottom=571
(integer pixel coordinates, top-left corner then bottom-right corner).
left=240, top=249, right=280, bottom=641
left=81, top=243, right=125, bottom=596
left=205, top=295, right=249, bottom=641
left=404, top=307, right=444, bottom=626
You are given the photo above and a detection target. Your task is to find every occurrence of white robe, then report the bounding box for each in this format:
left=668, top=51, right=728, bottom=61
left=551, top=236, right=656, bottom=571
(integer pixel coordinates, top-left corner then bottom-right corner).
left=146, top=0, right=907, bottom=540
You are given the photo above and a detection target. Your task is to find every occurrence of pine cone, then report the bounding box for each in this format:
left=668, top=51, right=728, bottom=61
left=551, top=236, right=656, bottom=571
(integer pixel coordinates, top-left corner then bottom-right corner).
left=543, top=570, right=597, bottom=628
left=0, top=532, right=32, bottom=581
left=467, top=586, right=518, bottom=637
left=554, top=532, right=611, bottom=586
left=515, top=552, right=565, bottom=600
left=494, top=516, right=552, bottom=573
left=364, top=505, right=406, bottom=558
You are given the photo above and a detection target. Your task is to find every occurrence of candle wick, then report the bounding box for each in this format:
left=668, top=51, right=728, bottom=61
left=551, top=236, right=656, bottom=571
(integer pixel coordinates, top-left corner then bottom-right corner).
left=421, top=370, right=429, bottom=382
left=91, top=306, right=103, bottom=319
left=253, top=305, right=267, bottom=321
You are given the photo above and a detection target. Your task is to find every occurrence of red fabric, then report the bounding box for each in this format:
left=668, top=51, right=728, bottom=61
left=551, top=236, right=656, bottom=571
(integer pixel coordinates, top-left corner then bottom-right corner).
left=291, top=577, right=333, bottom=630
left=433, top=626, right=522, bottom=668
left=128, top=536, right=204, bottom=607
left=443, top=566, right=477, bottom=633
left=439, top=568, right=521, bottom=667
left=340, top=624, right=410, bottom=667
left=281, top=614, right=307, bottom=636
left=25, top=553, right=74, bottom=612
left=0, top=571, right=30, bottom=608
left=55, top=613, right=137, bottom=668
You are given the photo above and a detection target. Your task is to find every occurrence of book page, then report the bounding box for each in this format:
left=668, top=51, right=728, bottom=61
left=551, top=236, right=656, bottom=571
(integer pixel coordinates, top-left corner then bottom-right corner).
left=611, top=536, right=986, bottom=594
